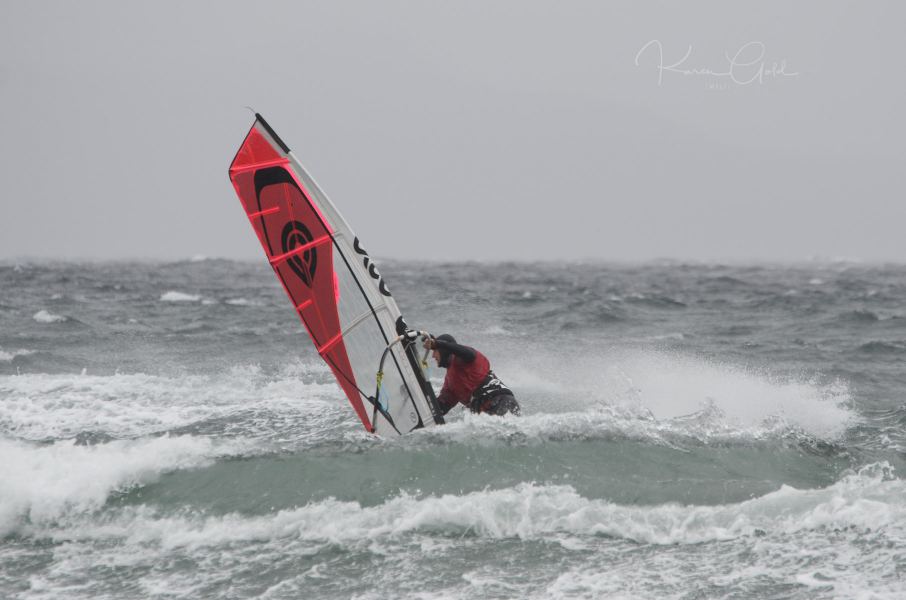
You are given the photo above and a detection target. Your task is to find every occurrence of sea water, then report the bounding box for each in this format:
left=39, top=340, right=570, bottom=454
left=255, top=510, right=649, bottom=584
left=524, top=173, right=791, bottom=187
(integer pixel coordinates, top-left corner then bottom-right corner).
left=1, top=259, right=904, bottom=599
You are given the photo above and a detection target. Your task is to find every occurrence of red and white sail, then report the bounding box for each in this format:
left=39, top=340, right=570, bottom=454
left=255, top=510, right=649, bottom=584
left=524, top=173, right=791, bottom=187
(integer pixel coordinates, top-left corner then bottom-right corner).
left=228, top=114, right=443, bottom=436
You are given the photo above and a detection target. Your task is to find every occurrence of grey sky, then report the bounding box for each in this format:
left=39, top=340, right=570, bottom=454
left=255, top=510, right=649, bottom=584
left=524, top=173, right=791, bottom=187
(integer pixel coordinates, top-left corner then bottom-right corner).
left=1, top=1, right=903, bottom=262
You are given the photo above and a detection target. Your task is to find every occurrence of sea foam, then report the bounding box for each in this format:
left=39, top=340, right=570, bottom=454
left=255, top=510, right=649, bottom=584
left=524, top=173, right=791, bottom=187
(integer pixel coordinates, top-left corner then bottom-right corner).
left=0, top=368, right=344, bottom=442
left=0, top=347, right=33, bottom=362
left=32, top=310, right=65, bottom=323
left=0, top=435, right=226, bottom=536
left=16, top=462, right=904, bottom=549
left=225, top=298, right=263, bottom=307
left=160, top=291, right=201, bottom=302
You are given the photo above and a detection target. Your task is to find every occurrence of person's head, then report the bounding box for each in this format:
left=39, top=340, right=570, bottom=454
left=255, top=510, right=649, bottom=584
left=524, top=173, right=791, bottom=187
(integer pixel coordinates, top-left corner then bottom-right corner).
left=432, top=333, right=456, bottom=368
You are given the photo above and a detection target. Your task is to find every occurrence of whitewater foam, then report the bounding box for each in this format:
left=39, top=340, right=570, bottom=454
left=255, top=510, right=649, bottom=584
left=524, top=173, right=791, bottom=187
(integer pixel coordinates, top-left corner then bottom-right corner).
left=160, top=291, right=201, bottom=302
left=0, top=435, right=234, bottom=536
left=0, top=365, right=346, bottom=442
left=225, top=298, right=263, bottom=307
left=32, top=310, right=65, bottom=323
left=0, top=347, right=33, bottom=362
left=16, top=463, right=904, bottom=548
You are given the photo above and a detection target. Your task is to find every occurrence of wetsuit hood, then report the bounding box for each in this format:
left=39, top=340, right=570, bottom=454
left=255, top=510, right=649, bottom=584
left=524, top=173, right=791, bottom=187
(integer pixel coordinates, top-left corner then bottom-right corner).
left=435, top=333, right=456, bottom=368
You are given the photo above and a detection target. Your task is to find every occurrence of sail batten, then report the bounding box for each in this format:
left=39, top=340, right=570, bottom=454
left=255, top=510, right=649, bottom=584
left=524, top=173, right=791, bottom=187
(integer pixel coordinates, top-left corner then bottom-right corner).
left=229, top=157, right=290, bottom=175
left=268, top=235, right=332, bottom=266
left=228, top=114, right=444, bottom=436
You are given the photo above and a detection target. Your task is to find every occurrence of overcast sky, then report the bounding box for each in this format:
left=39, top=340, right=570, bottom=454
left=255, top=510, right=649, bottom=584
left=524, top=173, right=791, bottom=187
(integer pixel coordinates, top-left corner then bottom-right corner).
left=1, top=1, right=903, bottom=262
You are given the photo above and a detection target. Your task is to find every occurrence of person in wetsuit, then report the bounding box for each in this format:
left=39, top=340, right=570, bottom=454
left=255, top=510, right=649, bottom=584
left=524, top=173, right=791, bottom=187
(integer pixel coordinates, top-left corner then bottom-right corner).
left=422, top=334, right=520, bottom=416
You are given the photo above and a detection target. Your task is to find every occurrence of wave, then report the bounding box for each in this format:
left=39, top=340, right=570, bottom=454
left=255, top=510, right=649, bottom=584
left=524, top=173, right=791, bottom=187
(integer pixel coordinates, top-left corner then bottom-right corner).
left=403, top=407, right=834, bottom=453
left=623, top=293, right=687, bottom=309
left=857, top=340, right=906, bottom=355
left=0, top=350, right=857, bottom=453
left=714, top=324, right=755, bottom=336
left=160, top=291, right=201, bottom=302
left=168, top=322, right=218, bottom=334
left=14, top=463, right=903, bottom=549
left=0, top=435, right=240, bottom=537
left=0, top=364, right=345, bottom=442
left=32, top=310, right=65, bottom=323
left=224, top=298, right=263, bottom=307
left=0, top=347, right=34, bottom=362
left=700, top=275, right=749, bottom=287
left=837, top=309, right=880, bottom=323
left=648, top=332, right=686, bottom=341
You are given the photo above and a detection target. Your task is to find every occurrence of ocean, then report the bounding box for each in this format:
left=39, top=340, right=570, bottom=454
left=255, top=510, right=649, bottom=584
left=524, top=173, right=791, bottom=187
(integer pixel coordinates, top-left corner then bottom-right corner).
left=1, top=258, right=904, bottom=599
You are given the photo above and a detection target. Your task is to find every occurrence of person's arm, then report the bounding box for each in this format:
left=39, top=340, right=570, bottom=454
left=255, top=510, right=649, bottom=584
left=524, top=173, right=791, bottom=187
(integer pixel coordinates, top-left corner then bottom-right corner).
left=432, top=339, right=476, bottom=363
left=436, top=382, right=458, bottom=415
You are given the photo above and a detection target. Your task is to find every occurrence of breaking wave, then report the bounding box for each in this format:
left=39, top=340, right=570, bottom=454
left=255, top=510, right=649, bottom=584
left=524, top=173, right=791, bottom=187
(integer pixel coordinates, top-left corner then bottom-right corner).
left=14, top=463, right=903, bottom=548
left=32, top=310, right=65, bottom=323
left=0, top=435, right=238, bottom=537
left=160, top=291, right=201, bottom=302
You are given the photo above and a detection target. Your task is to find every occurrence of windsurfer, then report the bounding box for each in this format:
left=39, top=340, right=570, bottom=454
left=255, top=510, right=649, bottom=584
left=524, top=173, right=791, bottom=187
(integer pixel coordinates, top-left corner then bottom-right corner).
left=420, top=334, right=520, bottom=416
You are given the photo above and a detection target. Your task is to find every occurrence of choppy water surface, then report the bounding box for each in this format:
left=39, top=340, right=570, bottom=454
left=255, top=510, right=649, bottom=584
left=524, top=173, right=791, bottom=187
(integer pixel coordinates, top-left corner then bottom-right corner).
left=1, top=259, right=904, bottom=599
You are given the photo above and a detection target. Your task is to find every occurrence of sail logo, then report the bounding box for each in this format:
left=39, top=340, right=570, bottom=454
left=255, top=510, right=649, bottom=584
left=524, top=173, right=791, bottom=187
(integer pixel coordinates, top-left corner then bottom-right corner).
left=253, top=166, right=319, bottom=288
left=353, top=237, right=391, bottom=296
left=282, top=221, right=318, bottom=286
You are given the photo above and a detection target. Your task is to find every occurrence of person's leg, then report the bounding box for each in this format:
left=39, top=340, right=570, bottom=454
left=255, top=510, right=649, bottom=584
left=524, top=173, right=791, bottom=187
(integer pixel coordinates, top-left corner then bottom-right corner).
left=486, top=394, right=520, bottom=416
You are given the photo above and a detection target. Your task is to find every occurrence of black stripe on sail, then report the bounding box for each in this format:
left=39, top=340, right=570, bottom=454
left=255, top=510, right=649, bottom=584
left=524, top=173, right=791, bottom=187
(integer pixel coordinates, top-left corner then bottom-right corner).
left=255, top=114, right=291, bottom=154
left=254, top=165, right=297, bottom=198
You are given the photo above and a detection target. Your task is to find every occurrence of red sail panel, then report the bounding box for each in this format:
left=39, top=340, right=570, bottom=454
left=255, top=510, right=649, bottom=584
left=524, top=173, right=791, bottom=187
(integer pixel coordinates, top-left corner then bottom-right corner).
left=229, top=124, right=371, bottom=430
